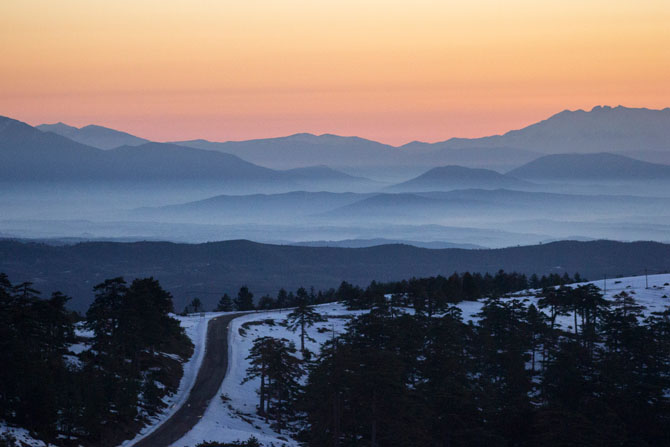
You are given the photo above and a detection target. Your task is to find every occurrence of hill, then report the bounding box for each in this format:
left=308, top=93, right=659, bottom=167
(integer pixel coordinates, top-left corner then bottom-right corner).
left=1, top=239, right=668, bottom=311
left=293, top=238, right=482, bottom=249
left=403, top=146, right=541, bottom=172
left=37, top=122, right=149, bottom=149
left=388, top=165, right=531, bottom=192
left=508, top=152, right=670, bottom=181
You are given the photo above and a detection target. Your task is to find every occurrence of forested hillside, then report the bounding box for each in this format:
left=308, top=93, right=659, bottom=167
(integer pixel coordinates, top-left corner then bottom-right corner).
left=0, top=274, right=192, bottom=446
left=2, top=239, right=668, bottom=311
left=301, top=285, right=670, bottom=446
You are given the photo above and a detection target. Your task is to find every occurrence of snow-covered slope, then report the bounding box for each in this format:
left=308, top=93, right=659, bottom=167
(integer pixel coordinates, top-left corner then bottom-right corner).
left=490, top=273, right=670, bottom=327
left=0, top=424, right=48, bottom=447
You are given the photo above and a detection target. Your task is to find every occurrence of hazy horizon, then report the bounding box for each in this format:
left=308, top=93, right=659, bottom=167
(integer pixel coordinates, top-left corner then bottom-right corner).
left=23, top=104, right=669, bottom=147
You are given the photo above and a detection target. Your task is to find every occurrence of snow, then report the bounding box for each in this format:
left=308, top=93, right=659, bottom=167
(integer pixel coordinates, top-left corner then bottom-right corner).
left=504, top=273, right=670, bottom=329
left=435, top=274, right=670, bottom=329
left=68, top=342, right=90, bottom=354
left=0, top=423, right=48, bottom=447
left=122, top=311, right=232, bottom=447
left=74, top=324, right=94, bottom=339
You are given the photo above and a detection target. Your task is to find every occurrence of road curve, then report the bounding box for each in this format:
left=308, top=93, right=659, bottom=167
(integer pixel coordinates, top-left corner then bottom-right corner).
left=133, top=312, right=245, bottom=447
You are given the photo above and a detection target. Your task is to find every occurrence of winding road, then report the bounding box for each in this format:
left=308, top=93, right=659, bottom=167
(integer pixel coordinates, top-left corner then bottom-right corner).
left=133, top=313, right=244, bottom=447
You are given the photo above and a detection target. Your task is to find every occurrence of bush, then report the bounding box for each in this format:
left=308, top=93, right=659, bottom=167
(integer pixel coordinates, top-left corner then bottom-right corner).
left=195, top=437, right=262, bottom=447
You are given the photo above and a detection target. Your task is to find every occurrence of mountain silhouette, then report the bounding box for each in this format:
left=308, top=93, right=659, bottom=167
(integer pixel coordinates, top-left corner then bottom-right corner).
left=1, top=116, right=373, bottom=188
left=25, top=106, right=670, bottom=173
left=415, top=106, right=670, bottom=154
left=37, top=122, right=149, bottom=149
left=508, top=152, right=670, bottom=180
left=176, top=133, right=402, bottom=169
left=387, top=165, right=531, bottom=192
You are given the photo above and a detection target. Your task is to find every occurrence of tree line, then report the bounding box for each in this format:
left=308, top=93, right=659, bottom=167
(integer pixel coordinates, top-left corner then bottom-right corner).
left=240, top=281, right=670, bottom=446
left=0, top=274, right=192, bottom=447
left=185, top=270, right=582, bottom=314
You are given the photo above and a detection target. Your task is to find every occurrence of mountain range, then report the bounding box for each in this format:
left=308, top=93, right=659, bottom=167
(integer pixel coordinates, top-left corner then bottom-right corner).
left=1, top=116, right=374, bottom=191
left=508, top=152, right=670, bottom=180
left=418, top=105, right=670, bottom=154
left=6, top=113, right=670, bottom=188
left=130, top=188, right=670, bottom=227
left=3, top=107, right=670, bottom=249
left=387, top=165, right=532, bottom=192
left=37, top=122, right=149, bottom=149
left=33, top=106, right=670, bottom=171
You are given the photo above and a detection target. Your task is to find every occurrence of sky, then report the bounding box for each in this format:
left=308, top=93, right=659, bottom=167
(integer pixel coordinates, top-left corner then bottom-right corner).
left=1, top=0, right=669, bottom=145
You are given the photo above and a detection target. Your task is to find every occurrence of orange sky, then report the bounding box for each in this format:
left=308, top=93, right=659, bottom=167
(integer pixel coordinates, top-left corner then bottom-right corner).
left=1, top=0, right=669, bottom=145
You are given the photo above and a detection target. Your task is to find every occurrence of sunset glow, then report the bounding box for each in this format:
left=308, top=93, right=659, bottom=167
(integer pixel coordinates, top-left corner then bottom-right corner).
left=1, top=0, right=669, bottom=144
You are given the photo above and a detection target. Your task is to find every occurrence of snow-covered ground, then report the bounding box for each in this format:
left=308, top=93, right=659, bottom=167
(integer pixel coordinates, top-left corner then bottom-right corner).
left=476, top=273, right=670, bottom=328
left=0, top=424, right=49, bottom=447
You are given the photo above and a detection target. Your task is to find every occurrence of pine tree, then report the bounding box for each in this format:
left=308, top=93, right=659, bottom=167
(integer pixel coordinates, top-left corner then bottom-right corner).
left=235, top=286, right=255, bottom=311
left=285, top=288, right=324, bottom=353
left=525, top=303, right=550, bottom=373
left=243, top=337, right=276, bottom=417
left=275, top=288, right=289, bottom=308
left=265, top=339, right=303, bottom=431
left=215, top=293, right=234, bottom=312
left=257, top=295, right=277, bottom=310
left=243, top=336, right=303, bottom=427
left=187, top=297, right=203, bottom=313
left=86, top=277, right=127, bottom=354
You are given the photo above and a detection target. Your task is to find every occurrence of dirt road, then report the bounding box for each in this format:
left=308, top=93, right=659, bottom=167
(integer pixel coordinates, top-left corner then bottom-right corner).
left=133, top=313, right=243, bottom=447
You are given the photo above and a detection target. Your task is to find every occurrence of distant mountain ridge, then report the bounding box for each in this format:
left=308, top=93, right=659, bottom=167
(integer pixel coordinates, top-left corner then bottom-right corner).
left=37, top=122, right=149, bottom=149
left=387, top=165, right=531, bottom=192
left=1, top=116, right=374, bottom=190
left=29, top=106, right=670, bottom=173
left=168, top=106, right=670, bottom=171
left=509, top=152, right=670, bottom=180
left=129, top=186, right=670, bottom=227
left=411, top=106, right=670, bottom=154
left=176, top=133, right=403, bottom=169
left=132, top=191, right=373, bottom=221
left=321, top=188, right=670, bottom=222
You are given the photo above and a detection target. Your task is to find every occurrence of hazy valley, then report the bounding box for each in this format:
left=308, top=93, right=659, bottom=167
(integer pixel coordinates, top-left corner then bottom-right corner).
left=2, top=106, right=670, bottom=251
